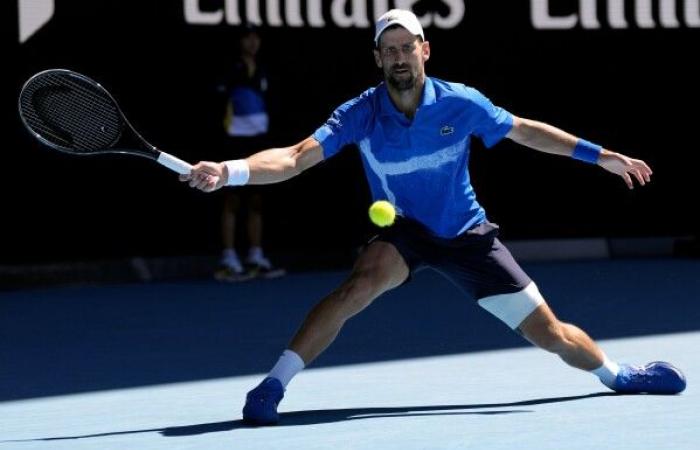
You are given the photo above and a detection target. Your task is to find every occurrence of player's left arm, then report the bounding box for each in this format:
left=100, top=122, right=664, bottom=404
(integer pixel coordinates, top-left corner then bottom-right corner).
left=506, top=116, right=652, bottom=189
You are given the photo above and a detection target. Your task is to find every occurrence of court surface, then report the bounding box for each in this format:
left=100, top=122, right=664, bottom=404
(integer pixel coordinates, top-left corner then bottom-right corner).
left=1, top=258, right=699, bottom=449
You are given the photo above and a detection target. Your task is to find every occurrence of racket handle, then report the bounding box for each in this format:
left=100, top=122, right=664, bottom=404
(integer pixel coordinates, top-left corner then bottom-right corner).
left=157, top=151, right=192, bottom=175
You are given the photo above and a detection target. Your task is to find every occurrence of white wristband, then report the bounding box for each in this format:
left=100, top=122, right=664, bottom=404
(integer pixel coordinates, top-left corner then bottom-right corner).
left=224, top=159, right=250, bottom=186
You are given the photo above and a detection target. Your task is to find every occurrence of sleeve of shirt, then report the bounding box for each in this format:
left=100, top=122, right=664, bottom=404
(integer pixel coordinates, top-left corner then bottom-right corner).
left=464, top=87, right=514, bottom=148
left=312, top=93, right=372, bottom=159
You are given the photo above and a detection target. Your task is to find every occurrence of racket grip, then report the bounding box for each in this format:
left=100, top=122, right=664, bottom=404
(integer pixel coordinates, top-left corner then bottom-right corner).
left=157, top=152, right=192, bottom=175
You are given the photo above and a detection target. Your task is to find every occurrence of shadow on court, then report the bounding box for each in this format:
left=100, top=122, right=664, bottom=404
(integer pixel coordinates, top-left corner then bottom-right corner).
left=2, top=392, right=619, bottom=442
left=1, top=258, right=699, bottom=401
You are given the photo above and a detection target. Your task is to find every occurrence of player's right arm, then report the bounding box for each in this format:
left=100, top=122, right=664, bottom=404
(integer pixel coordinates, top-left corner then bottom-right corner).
left=183, top=89, right=373, bottom=192
left=180, top=136, right=324, bottom=192
left=245, top=136, right=324, bottom=184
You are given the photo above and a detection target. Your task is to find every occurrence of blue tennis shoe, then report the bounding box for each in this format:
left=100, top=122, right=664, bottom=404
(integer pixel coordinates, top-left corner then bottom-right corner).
left=242, top=377, right=285, bottom=425
left=612, top=361, right=686, bottom=394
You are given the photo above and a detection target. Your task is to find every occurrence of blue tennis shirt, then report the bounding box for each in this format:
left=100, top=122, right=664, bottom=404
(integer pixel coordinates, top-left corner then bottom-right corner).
left=313, top=77, right=514, bottom=238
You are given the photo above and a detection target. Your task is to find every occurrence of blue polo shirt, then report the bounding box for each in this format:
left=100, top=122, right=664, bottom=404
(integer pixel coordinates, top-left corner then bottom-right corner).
left=313, top=77, right=513, bottom=238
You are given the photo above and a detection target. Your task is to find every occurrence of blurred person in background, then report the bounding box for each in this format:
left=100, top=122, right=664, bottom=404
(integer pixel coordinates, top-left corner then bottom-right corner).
left=214, top=24, right=285, bottom=281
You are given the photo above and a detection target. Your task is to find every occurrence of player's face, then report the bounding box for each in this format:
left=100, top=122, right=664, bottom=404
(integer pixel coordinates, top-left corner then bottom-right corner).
left=374, top=27, right=430, bottom=91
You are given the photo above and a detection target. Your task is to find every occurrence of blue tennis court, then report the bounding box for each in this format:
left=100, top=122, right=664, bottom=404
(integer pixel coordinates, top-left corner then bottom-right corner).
left=8, top=1, right=700, bottom=448
left=1, top=258, right=698, bottom=449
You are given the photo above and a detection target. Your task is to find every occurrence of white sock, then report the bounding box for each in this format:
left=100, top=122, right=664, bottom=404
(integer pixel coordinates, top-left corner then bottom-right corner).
left=590, top=354, right=620, bottom=388
left=268, top=350, right=305, bottom=388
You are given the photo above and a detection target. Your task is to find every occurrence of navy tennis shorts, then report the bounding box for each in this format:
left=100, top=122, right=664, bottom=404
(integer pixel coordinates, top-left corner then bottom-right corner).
left=372, top=218, right=532, bottom=300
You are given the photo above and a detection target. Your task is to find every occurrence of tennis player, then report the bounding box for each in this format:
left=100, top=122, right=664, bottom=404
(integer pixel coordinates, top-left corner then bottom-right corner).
left=181, top=9, right=686, bottom=425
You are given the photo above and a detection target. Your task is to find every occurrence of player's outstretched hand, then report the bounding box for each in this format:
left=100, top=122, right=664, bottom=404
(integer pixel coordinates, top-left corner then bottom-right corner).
left=179, top=161, right=227, bottom=192
left=597, top=151, right=652, bottom=189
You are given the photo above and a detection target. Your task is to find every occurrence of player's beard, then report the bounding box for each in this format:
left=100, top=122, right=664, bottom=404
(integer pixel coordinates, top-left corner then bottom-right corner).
left=386, top=64, right=416, bottom=91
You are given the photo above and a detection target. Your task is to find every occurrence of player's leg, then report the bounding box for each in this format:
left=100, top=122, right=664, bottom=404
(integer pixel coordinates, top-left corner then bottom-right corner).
left=244, top=192, right=285, bottom=278
left=242, top=241, right=409, bottom=424
left=517, top=298, right=686, bottom=394
left=517, top=301, right=609, bottom=370
left=215, top=191, right=249, bottom=281
left=222, top=191, right=240, bottom=252
left=470, top=234, right=686, bottom=395
left=436, top=222, right=685, bottom=395
left=247, top=192, right=263, bottom=249
left=479, top=284, right=625, bottom=388
left=288, top=241, right=409, bottom=362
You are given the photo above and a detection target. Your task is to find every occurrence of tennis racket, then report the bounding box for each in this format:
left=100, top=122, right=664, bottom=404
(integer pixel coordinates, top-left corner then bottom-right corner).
left=18, top=68, right=192, bottom=175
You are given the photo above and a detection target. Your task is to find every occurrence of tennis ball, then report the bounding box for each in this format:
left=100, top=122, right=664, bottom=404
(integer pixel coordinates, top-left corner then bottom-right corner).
left=369, top=200, right=396, bottom=227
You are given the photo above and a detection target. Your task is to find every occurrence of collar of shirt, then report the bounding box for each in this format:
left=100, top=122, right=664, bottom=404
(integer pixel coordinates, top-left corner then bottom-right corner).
left=379, top=77, right=437, bottom=124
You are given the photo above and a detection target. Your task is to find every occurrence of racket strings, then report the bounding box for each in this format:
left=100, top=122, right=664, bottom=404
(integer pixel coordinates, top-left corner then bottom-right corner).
left=22, top=85, right=120, bottom=151
left=23, top=89, right=113, bottom=149
left=20, top=72, right=123, bottom=152
left=35, top=74, right=119, bottom=137
left=26, top=75, right=121, bottom=149
left=32, top=86, right=119, bottom=149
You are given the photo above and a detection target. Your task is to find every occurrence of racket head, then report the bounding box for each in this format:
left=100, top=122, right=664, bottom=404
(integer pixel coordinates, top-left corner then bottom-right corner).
left=18, top=69, right=157, bottom=159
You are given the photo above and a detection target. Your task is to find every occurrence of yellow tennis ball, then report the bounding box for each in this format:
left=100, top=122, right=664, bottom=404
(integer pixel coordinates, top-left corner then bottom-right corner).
left=369, top=200, right=396, bottom=227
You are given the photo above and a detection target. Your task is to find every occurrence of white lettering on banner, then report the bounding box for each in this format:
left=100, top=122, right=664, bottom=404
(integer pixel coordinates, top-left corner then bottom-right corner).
left=635, top=0, right=654, bottom=28
left=531, top=0, right=700, bottom=29
left=18, top=0, right=55, bottom=43
left=183, top=0, right=466, bottom=29
left=433, top=0, right=465, bottom=28
left=659, top=0, right=680, bottom=28
left=306, top=0, right=324, bottom=27
left=331, top=0, right=370, bottom=28
left=267, top=0, right=282, bottom=26
left=15, top=0, right=700, bottom=45
left=531, top=0, right=577, bottom=29
left=394, top=0, right=419, bottom=20
left=580, top=0, right=600, bottom=29
left=185, top=0, right=223, bottom=24
left=608, top=0, right=627, bottom=28
left=286, top=0, right=305, bottom=27
left=225, top=0, right=241, bottom=24
left=688, top=0, right=700, bottom=26
left=373, top=0, right=390, bottom=28
left=247, top=0, right=262, bottom=25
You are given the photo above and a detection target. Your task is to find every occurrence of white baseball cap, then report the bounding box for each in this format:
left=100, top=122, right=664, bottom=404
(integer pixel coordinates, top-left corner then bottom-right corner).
left=374, top=9, right=425, bottom=46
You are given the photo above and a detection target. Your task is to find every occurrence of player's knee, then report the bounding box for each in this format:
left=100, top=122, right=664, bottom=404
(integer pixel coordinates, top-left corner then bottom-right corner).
left=354, top=243, right=407, bottom=290
left=329, top=242, right=406, bottom=316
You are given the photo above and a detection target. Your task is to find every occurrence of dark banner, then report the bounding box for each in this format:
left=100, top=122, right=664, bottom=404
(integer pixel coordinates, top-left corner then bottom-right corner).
left=6, top=1, right=700, bottom=264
